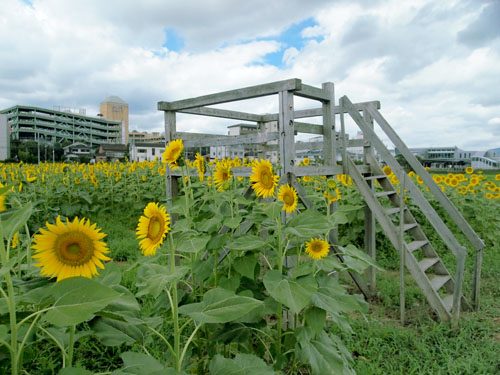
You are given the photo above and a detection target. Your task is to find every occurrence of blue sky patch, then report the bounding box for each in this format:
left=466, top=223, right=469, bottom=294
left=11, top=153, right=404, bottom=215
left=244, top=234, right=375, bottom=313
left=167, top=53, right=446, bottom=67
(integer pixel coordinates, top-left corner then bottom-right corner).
left=259, top=17, right=324, bottom=68
left=19, top=0, right=33, bottom=6
left=162, top=28, right=185, bottom=52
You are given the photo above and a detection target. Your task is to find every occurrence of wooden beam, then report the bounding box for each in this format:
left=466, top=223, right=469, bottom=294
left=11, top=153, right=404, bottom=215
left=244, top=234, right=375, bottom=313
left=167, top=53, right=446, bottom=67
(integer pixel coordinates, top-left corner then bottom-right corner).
left=294, top=121, right=323, bottom=134
left=295, top=83, right=330, bottom=101
left=294, top=165, right=343, bottom=176
left=178, top=107, right=263, bottom=122
left=158, top=78, right=302, bottom=111
left=183, top=132, right=278, bottom=148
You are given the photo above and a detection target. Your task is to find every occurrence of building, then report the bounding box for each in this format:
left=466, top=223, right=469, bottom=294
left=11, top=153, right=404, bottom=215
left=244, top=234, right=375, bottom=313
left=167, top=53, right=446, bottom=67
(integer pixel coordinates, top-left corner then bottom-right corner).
left=129, top=130, right=164, bottom=143
left=471, top=150, right=500, bottom=169
left=0, top=114, right=10, bottom=160
left=129, top=142, right=166, bottom=162
left=0, top=105, right=122, bottom=146
left=95, top=144, right=128, bottom=162
left=100, top=96, right=129, bottom=144
left=63, top=142, right=91, bottom=161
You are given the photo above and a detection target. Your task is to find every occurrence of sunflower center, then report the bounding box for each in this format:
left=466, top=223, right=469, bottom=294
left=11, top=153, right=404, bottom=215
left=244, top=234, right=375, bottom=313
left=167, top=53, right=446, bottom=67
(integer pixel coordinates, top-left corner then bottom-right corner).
left=260, top=170, right=273, bottom=188
left=311, top=243, right=322, bottom=253
left=54, top=231, right=94, bottom=266
left=148, top=216, right=165, bottom=242
left=283, top=192, right=294, bottom=205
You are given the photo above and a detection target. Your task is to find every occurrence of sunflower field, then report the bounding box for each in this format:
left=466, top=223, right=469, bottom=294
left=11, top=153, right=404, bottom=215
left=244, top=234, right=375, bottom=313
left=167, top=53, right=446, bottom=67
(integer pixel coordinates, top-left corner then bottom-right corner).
left=0, top=140, right=499, bottom=375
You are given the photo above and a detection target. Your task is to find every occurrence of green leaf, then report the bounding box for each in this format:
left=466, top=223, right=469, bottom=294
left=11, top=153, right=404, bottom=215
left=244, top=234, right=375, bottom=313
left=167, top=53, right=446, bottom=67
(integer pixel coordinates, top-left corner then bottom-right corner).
left=96, top=261, right=122, bottom=286
left=311, top=275, right=367, bottom=315
left=223, top=216, right=242, bottom=229
left=179, top=288, right=262, bottom=324
left=44, top=277, right=121, bottom=327
left=117, top=351, right=165, bottom=374
left=305, top=307, right=326, bottom=336
left=192, top=255, right=215, bottom=282
left=263, top=271, right=317, bottom=314
left=198, top=215, right=224, bottom=233
left=233, top=255, right=256, bottom=280
left=340, top=244, right=382, bottom=271
left=227, top=234, right=267, bottom=251
left=328, top=211, right=349, bottom=226
left=2, top=203, right=32, bottom=239
left=175, top=232, right=211, bottom=253
left=0, top=258, right=17, bottom=277
left=58, top=368, right=93, bottom=375
left=136, top=264, right=189, bottom=298
left=297, top=330, right=355, bottom=375
left=262, top=202, right=282, bottom=220
left=92, top=318, right=142, bottom=346
left=209, top=353, right=276, bottom=375
left=284, top=209, right=332, bottom=238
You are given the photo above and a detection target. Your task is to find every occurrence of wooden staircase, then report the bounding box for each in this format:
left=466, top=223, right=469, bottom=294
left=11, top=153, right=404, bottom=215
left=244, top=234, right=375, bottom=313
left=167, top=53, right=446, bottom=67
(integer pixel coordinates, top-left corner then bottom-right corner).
left=339, top=95, right=484, bottom=323
left=347, top=156, right=469, bottom=320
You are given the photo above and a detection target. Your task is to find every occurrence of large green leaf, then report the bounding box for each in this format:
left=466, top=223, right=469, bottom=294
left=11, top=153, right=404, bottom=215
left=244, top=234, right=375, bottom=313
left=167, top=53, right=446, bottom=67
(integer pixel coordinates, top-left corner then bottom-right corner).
left=44, top=277, right=121, bottom=327
left=263, top=271, right=317, bottom=314
left=284, top=209, right=332, bottom=238
left=311, top=275, right=367, bottom=316
left=209, top=353, right=276, bottom=375
left=178, top=288, right=262, bottom=324
left=2, top=203, right=32, bottom=239
left=92, top=317, right=143, bottom=346
left=175, top=231, right=211, bottom=253
left=297, top=329, right=354, bottom=375
left=226, top=234, right=267, bottom=251
left=233, top=254, right=256, bottom=280
left=136, top=264, right=189, bottom=298
left=340, top=244, right=382, bottom=272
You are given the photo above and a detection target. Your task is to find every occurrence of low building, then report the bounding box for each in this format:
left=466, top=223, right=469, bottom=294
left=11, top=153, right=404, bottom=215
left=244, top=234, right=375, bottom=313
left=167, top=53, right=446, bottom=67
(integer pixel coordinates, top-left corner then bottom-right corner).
left=471, top=150, right=500, bottom=170
left=129, top=142, right=165, bottom=162
left=95, top=144, right=128, bottom=162
left=63, top=142, right=91, bottom=161
left=129, top=130, right=165, bottom=143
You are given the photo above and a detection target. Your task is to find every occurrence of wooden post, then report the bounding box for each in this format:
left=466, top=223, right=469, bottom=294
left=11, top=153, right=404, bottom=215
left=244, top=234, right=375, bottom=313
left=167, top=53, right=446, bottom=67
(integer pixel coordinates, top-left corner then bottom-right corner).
left=472, top=248, right=483, bottom=310
left=278, top=90, right=295, bottom=179
left=452, top=246, right=466, bottom=327
left=322, top=82, right=336, bottom=166
left=164, top=111, right=178, bottom=203
left=399, top=175, right=406, bottom=325
left=363, top=108, right=377, bottom=293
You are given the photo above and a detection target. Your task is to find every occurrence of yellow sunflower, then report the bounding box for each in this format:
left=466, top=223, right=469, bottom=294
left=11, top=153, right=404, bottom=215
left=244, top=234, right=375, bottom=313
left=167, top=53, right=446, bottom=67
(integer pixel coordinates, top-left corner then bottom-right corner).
left=495, top=174, right=500, bottom=181
left=382, top=166, right=393, bottom=176
left=195, top=153, right=205, bottom=181
left=162, top=139, right=184, bottom=166
left=32, top=216, right=110, bottom=282
left=12, top=232, right=19, bottom=249
left=213, top=161, right=232, bottom=191
left=136, top=202, right=171, bottom=256
left=303, top=157, right=310, bottom=166
left=305, top=238, right=330, bottom=260
left=250, top=159, right=279, bottom=198
left=408, top=171, right=415, bottom=178
left=465, top=166, right=473, bottom=174
left=278, top=184, right=298, bottom=213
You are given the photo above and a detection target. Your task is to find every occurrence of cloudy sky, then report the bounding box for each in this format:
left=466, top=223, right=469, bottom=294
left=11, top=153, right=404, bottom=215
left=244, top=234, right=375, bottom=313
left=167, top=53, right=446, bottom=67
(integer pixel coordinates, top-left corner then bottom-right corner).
left=1, top=0, right=499, bottom=150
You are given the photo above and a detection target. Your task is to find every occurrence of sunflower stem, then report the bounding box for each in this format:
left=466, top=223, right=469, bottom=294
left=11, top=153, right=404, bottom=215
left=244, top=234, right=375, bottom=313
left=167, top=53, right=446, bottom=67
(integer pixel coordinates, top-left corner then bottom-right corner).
left=66, top=324, right=76, bottom=368
left=0, top=220, right=19, bottom=375
left=275, top=218, right=283, bottom=357
left=168, top=232, right=181, bottom=371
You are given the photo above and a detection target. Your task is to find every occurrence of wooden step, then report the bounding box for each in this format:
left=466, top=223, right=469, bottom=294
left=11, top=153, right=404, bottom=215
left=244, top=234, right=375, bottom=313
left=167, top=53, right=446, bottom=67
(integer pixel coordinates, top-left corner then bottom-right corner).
left=406, top=240, right=428, bottom=252
left=397, top=223, right=418, bottom=232
left=430, top=275, right=451, bottom=291
left=385, top=207, right=402, bottom=215
left=418, top=257, right=440, bottom=272
left=375, top=191, right=397, bottom=198
left=442, top=294, right=454, bottom=312
left=364, top=175, right=387, bottom=181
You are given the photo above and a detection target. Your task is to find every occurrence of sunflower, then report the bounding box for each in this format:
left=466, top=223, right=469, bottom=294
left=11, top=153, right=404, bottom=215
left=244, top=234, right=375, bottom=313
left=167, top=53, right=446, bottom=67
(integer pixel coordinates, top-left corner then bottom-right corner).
left=303, top=157, right=310, bottom=166
left=305, top=238, right=330, bottom=260
left=162, top=139, right=184, bottom=166
left=495, top=174, right=500, bottom=181
left=12, top=232, right=19, bottom=249
left=327, top=179, right=337, bottom=189
left=250, top=159, right=279, bottom=198
left=465, top=166, right=473, bottom=174
left=195, top=153, right=205, bottom=181
left=382, top=166, right=393, bottom=176
left=408, top=171, right=415, bottom=178
left=0, top=183, right=6, bottom=212
left=136, top=202, right=171, bottom=256
left=32, top=216, right=110, bottom=282
left=278, top=184, right=298, bottom=213
left=213, top=161, right=232, bottom=191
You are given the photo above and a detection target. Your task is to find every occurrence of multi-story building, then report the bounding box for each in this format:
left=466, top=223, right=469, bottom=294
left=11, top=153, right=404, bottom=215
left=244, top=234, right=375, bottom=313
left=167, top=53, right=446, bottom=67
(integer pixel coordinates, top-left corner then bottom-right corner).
left=1, top=105, right=122, bottom=146
left=129, top=130, right=164, bottom=143
left=99, top=96, right=129, bottom=144
left=0, top=114, right=10, bottom=160
left=129, top=142, right=166, bottom=162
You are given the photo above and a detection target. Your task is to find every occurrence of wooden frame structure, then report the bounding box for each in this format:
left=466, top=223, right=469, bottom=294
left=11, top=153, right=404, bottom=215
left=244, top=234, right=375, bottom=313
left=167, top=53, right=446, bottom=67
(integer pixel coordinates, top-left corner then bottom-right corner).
left=158, top=78, right=484, bottom=323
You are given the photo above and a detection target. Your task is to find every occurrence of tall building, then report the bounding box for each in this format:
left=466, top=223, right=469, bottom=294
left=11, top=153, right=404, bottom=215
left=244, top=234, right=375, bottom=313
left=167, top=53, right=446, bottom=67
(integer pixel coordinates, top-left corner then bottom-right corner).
left=0, top=114, right=10, bottom=160
left=1, top=105, right=122, bottom=146
left=100, top=96, right=129, bottom=144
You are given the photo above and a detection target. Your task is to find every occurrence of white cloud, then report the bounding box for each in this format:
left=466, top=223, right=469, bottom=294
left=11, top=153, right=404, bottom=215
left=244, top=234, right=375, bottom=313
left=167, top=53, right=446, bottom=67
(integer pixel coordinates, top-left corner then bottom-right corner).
left=0, top=0, right=499, bottom=151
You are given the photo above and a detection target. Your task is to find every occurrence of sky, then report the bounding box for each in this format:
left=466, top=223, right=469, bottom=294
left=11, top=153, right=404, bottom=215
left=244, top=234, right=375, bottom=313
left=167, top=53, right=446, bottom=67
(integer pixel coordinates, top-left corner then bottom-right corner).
left=1, top=0, right=499, bottom=150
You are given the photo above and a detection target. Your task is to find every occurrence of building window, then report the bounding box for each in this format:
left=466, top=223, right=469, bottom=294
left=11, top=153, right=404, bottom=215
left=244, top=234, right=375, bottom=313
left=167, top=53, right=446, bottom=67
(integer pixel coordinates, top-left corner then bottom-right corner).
left=138, top=149, right=146, bottom=153
left=152, top=148, right=155, bottom=156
